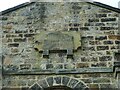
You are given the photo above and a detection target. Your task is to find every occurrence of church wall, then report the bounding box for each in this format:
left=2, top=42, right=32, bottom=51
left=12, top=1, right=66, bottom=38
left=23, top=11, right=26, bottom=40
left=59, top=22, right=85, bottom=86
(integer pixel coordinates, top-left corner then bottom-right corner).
left=1, top=2, right=120, bottom=89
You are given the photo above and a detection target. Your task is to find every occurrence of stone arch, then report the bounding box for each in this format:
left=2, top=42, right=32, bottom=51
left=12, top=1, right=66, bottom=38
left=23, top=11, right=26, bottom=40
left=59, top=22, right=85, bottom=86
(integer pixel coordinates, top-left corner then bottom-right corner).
left=29, top=76, right=89, bottom=90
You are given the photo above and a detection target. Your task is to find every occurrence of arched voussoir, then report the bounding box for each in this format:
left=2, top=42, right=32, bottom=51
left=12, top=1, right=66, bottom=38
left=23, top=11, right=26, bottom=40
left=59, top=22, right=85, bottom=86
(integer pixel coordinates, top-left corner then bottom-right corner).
left=29, top=76, right=89, bottom=90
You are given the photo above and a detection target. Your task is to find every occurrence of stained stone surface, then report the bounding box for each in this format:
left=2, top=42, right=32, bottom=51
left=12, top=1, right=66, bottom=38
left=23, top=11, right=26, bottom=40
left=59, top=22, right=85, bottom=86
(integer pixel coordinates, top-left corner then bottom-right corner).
left=1, top=1, right=120, bottom=89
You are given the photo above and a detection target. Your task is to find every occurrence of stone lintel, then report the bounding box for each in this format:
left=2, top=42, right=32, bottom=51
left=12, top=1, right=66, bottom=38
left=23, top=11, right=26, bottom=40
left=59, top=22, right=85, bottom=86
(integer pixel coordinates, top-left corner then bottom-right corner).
left=3, top=67, right=113, bottom=75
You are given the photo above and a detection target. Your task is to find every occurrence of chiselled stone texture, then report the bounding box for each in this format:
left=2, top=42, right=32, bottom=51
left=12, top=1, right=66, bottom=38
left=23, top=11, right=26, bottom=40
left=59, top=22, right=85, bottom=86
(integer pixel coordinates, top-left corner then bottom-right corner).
left=29, top=76, right=89, bottom=90
left=1, top=1, right=120, bottom=90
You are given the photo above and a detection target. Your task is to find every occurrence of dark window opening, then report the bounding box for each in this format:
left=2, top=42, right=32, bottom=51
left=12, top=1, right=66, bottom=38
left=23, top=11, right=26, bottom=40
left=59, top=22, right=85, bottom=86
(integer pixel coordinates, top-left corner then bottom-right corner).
left=44, top=86, right=73, bottom=90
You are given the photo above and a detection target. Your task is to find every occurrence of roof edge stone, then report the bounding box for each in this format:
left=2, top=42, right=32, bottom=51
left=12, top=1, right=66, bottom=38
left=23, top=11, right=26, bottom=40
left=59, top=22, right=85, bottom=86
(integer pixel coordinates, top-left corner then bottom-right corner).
left=30, top=0, right=93, bottom=2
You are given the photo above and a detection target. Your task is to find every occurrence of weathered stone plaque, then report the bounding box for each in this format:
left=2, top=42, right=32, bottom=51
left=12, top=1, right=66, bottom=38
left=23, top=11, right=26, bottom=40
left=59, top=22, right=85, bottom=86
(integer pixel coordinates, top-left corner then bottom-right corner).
left=34, top=31, right=81, bottom=57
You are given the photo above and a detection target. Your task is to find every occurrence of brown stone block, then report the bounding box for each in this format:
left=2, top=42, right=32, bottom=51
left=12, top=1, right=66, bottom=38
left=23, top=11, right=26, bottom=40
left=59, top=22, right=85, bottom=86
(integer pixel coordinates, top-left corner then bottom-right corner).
left=76, top=63, right=89, bottom=68
left=3, top=56, right=12, bottom=65
left=20, top=64, right=31, bottom=70
left=95, top=36, right=107, bottom=40
left=24, top=34, right=35, bottom=37
left=104, top=31, right=115, bottom=35
left=93, top=78, right=111, bottom=83
left=81, top=78, right=92, bottom=83
left=101, top=18, right=116, bottom=22
left=11, top=48, right=19, bottom=53
left=88, top=84, right=99, bottom=90
left=89, top=41, right=102, bottom=45
left=2, top=25, right=12, bottom=30
left=6, top=34, right=17, bottom=38
left=110, top=46, right=119, bottom=50
left=99, top=56, right=112, bottom=61
left=97, top=46, right=109, bottom=51
left=108, top=35, right=120, bottom=40
left=81, top=74, right=101, bottom=78
left=91, top=62, right=107, bottom=67
left=14, top=38, right=26, bottom=42
left=27, top=37, right=34, bottom=42
left=8, top=43, right=19, bottom=47
left=100, top=73, right=114, bottom=78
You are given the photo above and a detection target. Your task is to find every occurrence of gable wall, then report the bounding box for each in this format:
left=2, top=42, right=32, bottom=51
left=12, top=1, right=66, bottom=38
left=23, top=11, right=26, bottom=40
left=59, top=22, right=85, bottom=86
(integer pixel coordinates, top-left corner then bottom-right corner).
left=1, top=2, right=120, bottom=89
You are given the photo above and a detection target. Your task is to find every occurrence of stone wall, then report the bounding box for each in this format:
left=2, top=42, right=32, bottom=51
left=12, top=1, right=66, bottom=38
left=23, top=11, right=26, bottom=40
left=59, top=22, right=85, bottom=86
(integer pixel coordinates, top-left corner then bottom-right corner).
left=1, top=1, right=120, bottom=89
